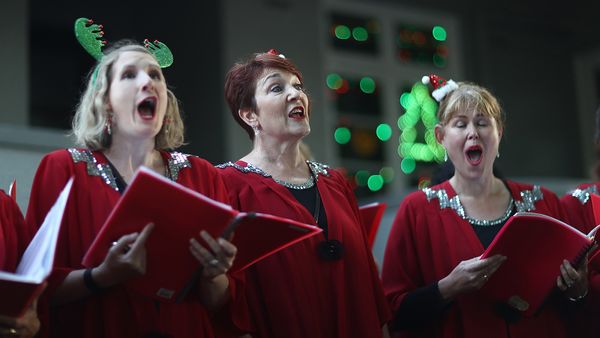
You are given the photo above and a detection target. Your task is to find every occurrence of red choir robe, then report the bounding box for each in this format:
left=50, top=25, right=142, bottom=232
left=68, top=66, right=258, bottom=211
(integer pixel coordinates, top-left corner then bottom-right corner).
left=25, top=148, right=230, bottom=338
left=215, top=160, right=391, bottom=338
left=382, top=180, right=570, bottom=338
left=0, top=190, right=33, bottom=272
left=560, top=183, right=600, bottom=338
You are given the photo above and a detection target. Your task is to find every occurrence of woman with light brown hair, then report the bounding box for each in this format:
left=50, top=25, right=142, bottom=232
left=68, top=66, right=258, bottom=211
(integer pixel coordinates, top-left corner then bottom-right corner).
left=26, top=19, right=236, bottom=338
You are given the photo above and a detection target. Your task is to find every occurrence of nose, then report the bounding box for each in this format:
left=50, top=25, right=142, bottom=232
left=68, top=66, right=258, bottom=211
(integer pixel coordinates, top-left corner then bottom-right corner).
left=140, top=72, right=154, bottom=92
left=467, top=124, right=479, bottom=140
left=287, top=86, right=301, bottom=101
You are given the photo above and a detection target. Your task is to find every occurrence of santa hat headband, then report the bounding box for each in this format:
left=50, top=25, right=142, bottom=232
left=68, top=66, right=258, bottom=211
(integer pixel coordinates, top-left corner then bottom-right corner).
left=421, top=74, right=458, bottom=102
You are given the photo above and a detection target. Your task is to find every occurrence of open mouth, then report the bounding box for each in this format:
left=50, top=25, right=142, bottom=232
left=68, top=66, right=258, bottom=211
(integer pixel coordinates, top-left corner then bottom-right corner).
left=137, top=97, right=157, bottom=120
left=465, top=145, right=483, bottom=165
left=288, top=106, right=305, bottom=120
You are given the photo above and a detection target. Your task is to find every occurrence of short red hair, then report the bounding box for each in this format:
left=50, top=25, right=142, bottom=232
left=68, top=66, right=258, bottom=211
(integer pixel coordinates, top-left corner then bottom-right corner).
left=224, top=52, right=306, bottom=140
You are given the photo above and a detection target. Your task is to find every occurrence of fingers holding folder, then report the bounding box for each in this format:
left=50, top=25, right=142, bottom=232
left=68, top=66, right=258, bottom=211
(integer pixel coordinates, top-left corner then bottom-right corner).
left=94, top=223, right=156, bottom=287
left=189, top=230, right=237, bottom=280
left=557, top=258, right=588, bottom=300
left=438, top=254, right=507, bottom=301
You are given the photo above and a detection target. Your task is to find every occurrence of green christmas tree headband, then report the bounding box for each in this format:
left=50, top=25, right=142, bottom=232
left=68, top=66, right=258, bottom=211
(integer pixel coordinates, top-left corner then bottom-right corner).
left=74, top=17, right=174, bottom=83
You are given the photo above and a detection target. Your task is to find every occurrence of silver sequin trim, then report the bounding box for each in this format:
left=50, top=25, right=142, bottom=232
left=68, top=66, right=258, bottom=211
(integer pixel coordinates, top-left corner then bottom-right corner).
left=167, top=152, right=192, bottom=181
left=423, top=185, right=542, bottom=226
left=570, top=186, right=598, bottom=205
left=514, top=186, right=543, bottom=212
left=216, top=160, right=330, bottom=190
left=68, top=148, right=118, bottom=191
left=68, top=149, right=192, bottom=191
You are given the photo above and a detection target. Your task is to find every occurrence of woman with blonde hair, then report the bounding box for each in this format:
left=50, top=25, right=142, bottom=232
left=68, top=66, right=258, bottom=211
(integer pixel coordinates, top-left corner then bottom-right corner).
left=382, top=76, right=586, bottom=338
left=26, top=20, right=235, bottom=338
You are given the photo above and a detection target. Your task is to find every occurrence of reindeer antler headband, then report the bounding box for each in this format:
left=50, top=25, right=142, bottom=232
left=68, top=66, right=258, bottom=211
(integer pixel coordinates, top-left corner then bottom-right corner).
left=74, top=17, right=174, bottom=70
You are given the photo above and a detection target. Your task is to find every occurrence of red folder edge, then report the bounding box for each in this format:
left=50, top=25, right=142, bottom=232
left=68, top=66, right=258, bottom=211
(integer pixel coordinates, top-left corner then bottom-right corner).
left=359, top=202, right=387, bottom=248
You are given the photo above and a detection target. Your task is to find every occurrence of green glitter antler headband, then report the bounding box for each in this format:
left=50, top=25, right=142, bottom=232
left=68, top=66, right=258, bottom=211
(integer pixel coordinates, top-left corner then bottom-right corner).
left=74, top=17, right=174, bottom=68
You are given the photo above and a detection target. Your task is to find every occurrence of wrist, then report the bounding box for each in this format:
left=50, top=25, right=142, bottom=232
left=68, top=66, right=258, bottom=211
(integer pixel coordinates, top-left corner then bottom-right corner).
left=437, top=277, right=456, bottom=301
left=568, top=288, right=588, bottom=302
left=83, top=268, right=106, bottom=293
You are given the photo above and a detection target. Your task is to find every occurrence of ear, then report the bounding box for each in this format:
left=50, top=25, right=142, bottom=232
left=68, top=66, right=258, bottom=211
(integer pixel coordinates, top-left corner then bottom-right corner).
left=434, top=124, right=445, bottom=144
left=238, top=108, right=258, bottom=128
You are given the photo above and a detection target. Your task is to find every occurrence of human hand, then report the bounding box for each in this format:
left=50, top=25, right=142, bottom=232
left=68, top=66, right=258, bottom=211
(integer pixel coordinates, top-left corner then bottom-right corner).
left=438, top=254, right=506, bottom=300
left=94, top=223, right=155, bottom=287
left=557, top=259, right=588, bottom=300
left=0, top=283, right=46, bottom=338
left=189, top=230, right=237, bottom=280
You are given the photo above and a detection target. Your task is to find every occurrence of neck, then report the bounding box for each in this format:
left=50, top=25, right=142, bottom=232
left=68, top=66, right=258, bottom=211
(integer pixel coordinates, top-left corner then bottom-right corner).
left=243, top=136, right=306, bottom=176
left=104, top=137, right=160, bottom=180
left=449, top=171, right=500, bottom=198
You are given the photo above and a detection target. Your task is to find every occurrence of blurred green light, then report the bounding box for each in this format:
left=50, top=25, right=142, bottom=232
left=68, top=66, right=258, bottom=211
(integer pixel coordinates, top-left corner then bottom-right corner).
left=433, top=54, right=447, bottom=68
left=401, top=127, right=417, bottom=143
left=399, top=92, right=411, bottom=109
left=413, top=83, right=429, bottom=103
left=352, top=27, right=369, bottom=41
left=432, top=26, right=447, bottom=41
left=355, top=170, right=370, bottom=186
left=422, top=100, right=438, bottom=117
left=376, top=123, right=392, bottom=141
left=334, top=127, right=351, bottom=144
left=359, top=77, right=376, bottom=94
left=420, top=147, right=434, bottom=161
left=326, top=73, right=343, bottom=90
left=367, top=175, right=384, bottom=191
left=380, top=167, right=395, bottom=183
left=399, top=143, right=412, bottom=157
left=424, top=130, right=437, bottom=145
left=401, top=158, right=416, bottom=174
left=335, top=25, right=351, bottom=40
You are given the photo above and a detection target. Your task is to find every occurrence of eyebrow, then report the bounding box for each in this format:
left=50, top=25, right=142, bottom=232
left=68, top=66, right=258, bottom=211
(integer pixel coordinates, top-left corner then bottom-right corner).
left=260, top=72, right=281, bottom=86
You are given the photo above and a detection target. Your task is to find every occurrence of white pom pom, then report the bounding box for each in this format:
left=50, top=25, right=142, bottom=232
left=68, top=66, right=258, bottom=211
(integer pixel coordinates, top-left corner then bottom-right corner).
left=422, top=76, right=430, bottom=84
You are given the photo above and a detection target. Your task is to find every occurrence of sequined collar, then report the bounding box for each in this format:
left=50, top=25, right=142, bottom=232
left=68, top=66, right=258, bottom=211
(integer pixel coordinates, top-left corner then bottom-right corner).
left=216, top=160, right=330, bottom=190
left=422, top=182, right=543, bottom=226
left=570, top=185, right=598, bottom=204
left=68, top=148, right=192, bottom=192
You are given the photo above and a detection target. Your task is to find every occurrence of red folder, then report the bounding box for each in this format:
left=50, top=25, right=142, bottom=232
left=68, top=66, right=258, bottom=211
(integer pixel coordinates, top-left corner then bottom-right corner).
left=480, top=212, right=597, bottom=316
left=588, top=193, right=600, bottom=270
left=82, top=167, right=322, bottom=303
left=0, top=178, right=73, bottom=317
left=359, top=202, right=386, bottom=248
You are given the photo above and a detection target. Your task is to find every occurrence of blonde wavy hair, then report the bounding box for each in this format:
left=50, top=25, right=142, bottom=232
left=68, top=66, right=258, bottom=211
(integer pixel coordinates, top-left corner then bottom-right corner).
left=437, top=82, right=505, bottom=131
left=72, top=40, right=185, bottom=150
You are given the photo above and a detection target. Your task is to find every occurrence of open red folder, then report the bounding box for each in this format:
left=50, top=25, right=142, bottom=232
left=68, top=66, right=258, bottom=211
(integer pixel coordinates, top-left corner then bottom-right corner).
left=359, top=202, right=386, bottom=248
left=82, top=166, right=322, bottom=303
left=0, top=178, right=73, bottom=317
left=588, top=193, right=600, bottom=270
left=480, top=212, right=598, bottom=316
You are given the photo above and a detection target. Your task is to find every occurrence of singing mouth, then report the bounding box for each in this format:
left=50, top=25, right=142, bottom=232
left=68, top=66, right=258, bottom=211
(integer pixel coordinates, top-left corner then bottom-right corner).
left=137, top=97, right=157, bottom=120
left=288, top=106, right=305, bottom=119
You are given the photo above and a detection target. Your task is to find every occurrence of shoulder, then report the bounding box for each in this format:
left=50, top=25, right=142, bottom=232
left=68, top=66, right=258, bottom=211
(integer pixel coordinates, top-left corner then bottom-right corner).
left=505, top=179, right=558, bottom=210
left=561, top=183, right=599, bottom=205
left=166, top=151, right=213, bottom=169
left=164, top=151, right=221, bottom=181
left=37, top=148, right=94, bottom=173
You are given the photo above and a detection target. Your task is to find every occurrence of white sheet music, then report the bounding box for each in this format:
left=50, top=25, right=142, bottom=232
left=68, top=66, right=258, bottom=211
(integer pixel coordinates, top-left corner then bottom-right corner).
left=0, top=178, right=73, bottom=283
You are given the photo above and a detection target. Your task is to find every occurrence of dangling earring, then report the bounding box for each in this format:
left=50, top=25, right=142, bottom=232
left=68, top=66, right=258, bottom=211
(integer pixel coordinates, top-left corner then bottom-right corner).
left=163, top=116, right=171, bottom=134
left=496, top=152, right=500, bottom=159
left=105, top=115, right=112, bottom=136
left=252, top=125, right=260, bottom=135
